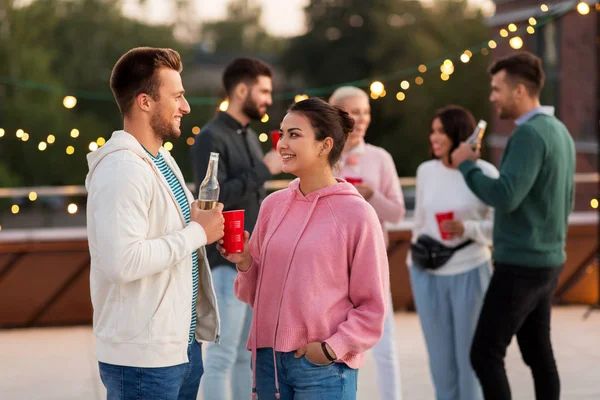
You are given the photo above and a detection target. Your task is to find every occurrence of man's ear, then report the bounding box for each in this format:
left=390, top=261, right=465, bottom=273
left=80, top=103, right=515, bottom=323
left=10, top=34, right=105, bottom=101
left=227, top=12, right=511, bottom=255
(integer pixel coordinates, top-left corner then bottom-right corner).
left=233, top=82, right=249, bottom=102
left=135, top=93, right=153, bottom=112
left=514, top=82, right=529, bottom=99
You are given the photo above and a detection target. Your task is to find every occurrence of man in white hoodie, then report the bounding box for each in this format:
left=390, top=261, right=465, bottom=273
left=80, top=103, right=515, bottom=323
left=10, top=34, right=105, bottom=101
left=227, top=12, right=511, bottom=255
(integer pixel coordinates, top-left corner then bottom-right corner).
left=85, top=47, right=225, bottom=400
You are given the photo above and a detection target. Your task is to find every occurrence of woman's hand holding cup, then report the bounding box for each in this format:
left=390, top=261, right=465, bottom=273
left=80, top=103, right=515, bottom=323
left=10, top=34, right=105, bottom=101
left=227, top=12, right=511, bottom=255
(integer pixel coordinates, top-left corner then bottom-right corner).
left=217, top=231, right=252, bottom=271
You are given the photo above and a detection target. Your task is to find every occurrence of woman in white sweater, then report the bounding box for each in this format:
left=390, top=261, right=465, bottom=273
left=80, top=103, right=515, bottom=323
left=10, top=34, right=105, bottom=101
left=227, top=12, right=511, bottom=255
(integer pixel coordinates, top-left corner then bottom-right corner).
left=410, top=105, right=498, bottom=400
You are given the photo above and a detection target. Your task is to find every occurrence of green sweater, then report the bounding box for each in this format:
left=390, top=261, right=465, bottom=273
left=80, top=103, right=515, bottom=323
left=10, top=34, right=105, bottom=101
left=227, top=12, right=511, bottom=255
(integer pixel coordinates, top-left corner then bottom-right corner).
left=458, top=114, right=575, bottom=267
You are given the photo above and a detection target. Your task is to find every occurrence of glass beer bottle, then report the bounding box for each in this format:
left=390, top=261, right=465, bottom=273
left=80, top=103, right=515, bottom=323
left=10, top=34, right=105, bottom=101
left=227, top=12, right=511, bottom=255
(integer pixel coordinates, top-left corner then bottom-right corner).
left=466, top=120, right=487, bottom=152
left=198, top=152, right=220, bottom=210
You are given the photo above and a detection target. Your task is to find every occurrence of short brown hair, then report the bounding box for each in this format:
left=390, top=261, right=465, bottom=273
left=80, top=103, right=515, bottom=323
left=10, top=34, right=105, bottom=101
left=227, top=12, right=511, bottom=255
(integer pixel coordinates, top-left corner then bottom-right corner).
left=488, top=51, right=545, bottom=96
left=287, top=98, right=355, bottom=167
left=222, top=57, right=273, bottom=96
left=110, top=47, right=183, bottom=117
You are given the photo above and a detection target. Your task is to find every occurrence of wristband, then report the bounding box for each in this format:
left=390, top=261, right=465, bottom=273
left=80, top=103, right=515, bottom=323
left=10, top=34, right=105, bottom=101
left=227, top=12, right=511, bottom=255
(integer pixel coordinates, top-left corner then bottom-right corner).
left=321, top=342, right=336, bottom=362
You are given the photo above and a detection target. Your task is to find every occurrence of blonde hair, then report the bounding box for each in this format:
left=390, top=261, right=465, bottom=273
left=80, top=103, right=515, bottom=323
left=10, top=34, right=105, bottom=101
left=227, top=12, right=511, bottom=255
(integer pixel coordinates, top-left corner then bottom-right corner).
left=328, top=86, right=369, bottom=106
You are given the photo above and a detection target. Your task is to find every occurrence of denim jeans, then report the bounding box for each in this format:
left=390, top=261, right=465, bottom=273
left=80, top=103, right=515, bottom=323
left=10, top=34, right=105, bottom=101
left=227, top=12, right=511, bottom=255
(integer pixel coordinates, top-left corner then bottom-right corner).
left=255, top=348, right=358, bottom=400
left=98, top=340, right=203, bottom=400
left=470, top=263, right=563, bottom=400
left=202, top=266, right=253, bottom=400
left=370, top=290, right=403, bottom=400
left=410, top=261, right=492, bottom=400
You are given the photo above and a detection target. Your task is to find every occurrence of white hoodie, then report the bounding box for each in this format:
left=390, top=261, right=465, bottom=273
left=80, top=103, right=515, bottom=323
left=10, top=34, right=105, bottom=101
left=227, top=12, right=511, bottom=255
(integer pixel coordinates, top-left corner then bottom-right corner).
left=85, top=130, right=220, bottom=368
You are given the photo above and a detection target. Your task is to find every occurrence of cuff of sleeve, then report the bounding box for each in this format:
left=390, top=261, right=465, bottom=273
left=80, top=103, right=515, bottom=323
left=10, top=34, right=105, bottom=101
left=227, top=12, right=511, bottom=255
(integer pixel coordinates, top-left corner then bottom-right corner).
left=236, top=261, right=254, bottom=274
left=367, top=190, right=383, bottom=207
left=324, top=334, right=349, bottom=361
left=186, top=221, right=208, bottom=249
left=236, top=260, right=258, bottom=286
left=463, top=220, right=476, bottom=239
left=458, top=159, right=478, bottom=176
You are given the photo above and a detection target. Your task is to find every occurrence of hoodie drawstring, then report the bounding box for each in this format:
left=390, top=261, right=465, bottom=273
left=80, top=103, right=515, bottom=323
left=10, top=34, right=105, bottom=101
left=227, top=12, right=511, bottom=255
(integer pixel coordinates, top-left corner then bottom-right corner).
left=271, top=194, right=321, bottom=399
left=272, top=349, right=280, bottom=399
left=250, top=193, right=297, bottom=399
left=250, top=192, right=321, bottom=399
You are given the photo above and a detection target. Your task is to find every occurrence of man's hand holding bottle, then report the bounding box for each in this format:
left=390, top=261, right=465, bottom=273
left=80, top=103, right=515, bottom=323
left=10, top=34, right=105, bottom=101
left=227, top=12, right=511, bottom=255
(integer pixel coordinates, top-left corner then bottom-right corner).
left=191, top=201, right=225, bottom=245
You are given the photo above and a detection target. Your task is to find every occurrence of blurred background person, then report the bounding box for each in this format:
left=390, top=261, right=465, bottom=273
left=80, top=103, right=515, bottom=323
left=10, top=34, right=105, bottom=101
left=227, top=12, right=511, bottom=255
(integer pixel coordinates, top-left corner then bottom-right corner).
left=190, top=57, right=282, bottom=400
left=409, top=105, right=498, bottom=400
left=452, top=52, right=575, bottom=400
left=330, top=86, right=405, bottom=400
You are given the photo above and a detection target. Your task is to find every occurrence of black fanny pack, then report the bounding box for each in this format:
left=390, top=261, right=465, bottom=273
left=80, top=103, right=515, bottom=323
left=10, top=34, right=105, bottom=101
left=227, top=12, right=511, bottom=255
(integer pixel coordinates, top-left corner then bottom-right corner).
left=410, top=234, right=473, bottom=270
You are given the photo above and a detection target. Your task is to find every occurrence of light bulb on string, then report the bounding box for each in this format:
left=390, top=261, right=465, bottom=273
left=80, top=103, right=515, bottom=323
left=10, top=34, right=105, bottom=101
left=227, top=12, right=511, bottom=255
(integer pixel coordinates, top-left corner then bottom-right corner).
left=576, top=2, right=590, bottom=15
left=370, top=81, right=385, bottom=97
left=63, top=95, right=77, bottom=109
left=509, top=36, right=524, bottom=50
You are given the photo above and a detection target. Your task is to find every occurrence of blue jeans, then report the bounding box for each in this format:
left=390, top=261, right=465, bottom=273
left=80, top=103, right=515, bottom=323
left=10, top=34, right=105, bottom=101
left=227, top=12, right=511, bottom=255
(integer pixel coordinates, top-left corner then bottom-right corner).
left=370, top=290, right=403, bottom=400
left=255, top=348, right=358, bottom=400
left=410, top=262, right=492, bottom=400
left=202, top=266, right=253, bottom=400
left=98, top=340, right=203, bottom=400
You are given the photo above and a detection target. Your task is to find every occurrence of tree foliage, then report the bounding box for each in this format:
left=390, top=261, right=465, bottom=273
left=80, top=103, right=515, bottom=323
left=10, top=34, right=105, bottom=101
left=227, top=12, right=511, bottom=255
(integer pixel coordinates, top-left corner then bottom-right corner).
left=0, top=0, right=181, bottom=186
left=281, top=0, right=492, bottom=176
left=0, top=0, right=494, bottom=188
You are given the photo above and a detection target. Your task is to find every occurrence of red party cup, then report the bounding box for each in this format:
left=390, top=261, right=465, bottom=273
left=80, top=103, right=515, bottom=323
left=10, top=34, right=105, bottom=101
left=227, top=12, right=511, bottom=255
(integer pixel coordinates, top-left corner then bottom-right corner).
left=270, top=130, right=280, bottom=150
left=223, top=210, right=245, bottom=253
left=345, top=176, right=363, bottom=186
left=435, top=211, right=454, bottom=240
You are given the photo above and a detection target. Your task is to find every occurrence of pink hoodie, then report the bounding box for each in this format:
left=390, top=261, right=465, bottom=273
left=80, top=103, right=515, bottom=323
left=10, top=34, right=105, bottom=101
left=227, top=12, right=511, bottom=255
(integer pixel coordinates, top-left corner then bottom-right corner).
left=235, top=178, right=389, bottom=397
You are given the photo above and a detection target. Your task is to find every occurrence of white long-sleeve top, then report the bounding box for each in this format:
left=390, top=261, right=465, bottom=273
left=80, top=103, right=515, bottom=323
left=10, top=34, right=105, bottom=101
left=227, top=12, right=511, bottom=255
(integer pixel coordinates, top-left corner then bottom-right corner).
left=410, top=159, right=499, bottom=275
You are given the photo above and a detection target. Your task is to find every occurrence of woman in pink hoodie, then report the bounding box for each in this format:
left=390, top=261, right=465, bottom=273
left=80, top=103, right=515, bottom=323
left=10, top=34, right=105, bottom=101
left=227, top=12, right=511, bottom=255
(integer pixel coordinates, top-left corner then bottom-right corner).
left=218, top=97, right=389, bottom=400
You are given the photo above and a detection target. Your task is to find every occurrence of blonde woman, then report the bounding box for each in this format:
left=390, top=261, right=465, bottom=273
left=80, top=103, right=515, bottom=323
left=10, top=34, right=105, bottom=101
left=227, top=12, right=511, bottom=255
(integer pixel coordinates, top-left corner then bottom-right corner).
left=330, top=86, right=405, bottom=400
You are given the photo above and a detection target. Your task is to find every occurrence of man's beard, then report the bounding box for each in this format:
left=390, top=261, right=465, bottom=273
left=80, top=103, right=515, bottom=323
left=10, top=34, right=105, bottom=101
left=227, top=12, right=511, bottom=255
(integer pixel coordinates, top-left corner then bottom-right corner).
left=498, top=106, right=517, bottom=120
left=497, top=97, right=518, bottom=120
left=242, top=95, right=264, bottom=121
left=150, top=108, right=179, bottom=142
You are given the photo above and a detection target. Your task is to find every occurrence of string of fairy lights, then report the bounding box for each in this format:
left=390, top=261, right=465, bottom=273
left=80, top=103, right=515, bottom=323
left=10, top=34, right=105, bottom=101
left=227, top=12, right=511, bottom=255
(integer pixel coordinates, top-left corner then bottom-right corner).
left=0, top=1, right=597, bottom=230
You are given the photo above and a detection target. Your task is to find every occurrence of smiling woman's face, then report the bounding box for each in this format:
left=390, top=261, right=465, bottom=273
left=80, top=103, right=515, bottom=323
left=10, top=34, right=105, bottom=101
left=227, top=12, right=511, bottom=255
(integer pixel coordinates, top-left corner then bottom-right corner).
left=277, top=111, right=327, bottom=177
left=429, top=117, right=453, bottom=160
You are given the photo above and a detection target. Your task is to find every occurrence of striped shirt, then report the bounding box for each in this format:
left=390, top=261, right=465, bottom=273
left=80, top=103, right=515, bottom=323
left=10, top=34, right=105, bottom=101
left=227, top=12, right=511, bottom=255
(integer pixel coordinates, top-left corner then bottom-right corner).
left=145, top=148, right=199, bottom=345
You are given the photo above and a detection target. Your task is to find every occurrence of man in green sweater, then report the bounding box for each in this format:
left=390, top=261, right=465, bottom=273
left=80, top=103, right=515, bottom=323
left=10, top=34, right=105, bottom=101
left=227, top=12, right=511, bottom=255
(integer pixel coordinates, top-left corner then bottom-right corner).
left=451, top=51, right=575, bottom=400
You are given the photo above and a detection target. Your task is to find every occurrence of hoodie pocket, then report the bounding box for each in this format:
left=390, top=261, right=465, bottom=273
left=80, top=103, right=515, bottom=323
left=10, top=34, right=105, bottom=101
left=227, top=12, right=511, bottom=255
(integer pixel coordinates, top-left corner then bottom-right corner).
left=149, top=277, right=189, bottom=343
